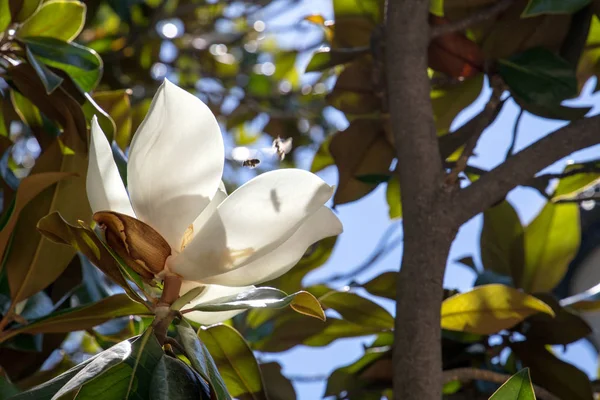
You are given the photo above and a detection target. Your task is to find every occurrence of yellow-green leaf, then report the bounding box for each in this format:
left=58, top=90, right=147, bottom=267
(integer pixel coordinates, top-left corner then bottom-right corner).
left=320, top=291, right=393, bottom=329
left=0, top=0, right=10, bottom=32
left=17, top=0, right=86, bottom=42
left=441, top=284, right=555, bottom=335
left=552, top=163, right=600, bottom=201
left=521, top=201, right=580, bottom=293
left=386, top=176, right=402, bottom=219
left=198, top=324, right=267, bottom=399
left=92, top=89, right=133, bottom=151
left=13, top=0, right=42, bottom=22
left=431, top=73, right=484, bottom=134
left=290, top=291, right=325, bottom=321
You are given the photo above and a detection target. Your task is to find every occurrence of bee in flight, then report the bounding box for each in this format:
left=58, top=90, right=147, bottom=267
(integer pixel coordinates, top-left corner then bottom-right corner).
left=242, top=158, right=261, bottom=168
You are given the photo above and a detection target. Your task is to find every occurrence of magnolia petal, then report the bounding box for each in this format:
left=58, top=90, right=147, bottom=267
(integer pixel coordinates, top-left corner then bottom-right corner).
left=127, top=79, right=224, bottom=250
left=87, top=116, right=134, bottom=216
left=191, top=182, right=227, bottom=236
left=202, top=206, right=342, bottom=286
left=180, top=281, right=253, bottom=325
left=169, top=169, right=334, bottom=281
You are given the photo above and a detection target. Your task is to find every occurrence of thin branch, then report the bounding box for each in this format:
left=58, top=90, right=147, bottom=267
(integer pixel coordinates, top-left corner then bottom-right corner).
left=454, top=114, right=600, bottom=224
left=442, top=368, right=560, bottom=400
left=319, top=223, right=403, bottom=283
left=445, top=77, right=505, bottom=185
left=505, top=109, right=523, bottom=159
left=430, top=0, right=515, bottom=39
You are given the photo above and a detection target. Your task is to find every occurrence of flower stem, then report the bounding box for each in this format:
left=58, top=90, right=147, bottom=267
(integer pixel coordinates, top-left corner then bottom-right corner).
left=152, top=274, right=182, bottom=345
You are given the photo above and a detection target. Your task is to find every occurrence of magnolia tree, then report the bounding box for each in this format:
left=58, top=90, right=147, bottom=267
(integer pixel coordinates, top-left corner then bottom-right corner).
left=1, top=0, right=600, bottom=399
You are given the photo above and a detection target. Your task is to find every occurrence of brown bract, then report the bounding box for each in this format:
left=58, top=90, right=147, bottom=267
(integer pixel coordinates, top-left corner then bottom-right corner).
left=93, top=211, right=171, bottom=281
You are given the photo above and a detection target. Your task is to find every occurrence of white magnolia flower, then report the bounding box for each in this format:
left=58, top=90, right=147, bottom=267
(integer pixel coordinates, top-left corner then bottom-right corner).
left=87, top=79, right=342, bottom=325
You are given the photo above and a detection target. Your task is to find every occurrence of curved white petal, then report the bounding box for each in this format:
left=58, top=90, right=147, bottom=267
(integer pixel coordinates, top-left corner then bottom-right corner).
left=127, top=79, right=224, bottom=250
left=191, top=182, right=227, bottom=235
left=169, top=169, right=334, bottom=281
left=180, top=281, right=253, bottom=325
left=202, top=206, right=342, bottom=286
left=86, top=116, right=134, bottom=216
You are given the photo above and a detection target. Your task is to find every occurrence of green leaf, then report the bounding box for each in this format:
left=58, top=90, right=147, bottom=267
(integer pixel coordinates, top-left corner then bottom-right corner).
left=455, top=256, right=479, bottom=273
left=488, top=369, right=535, bottom=400
left=92, top=89, right=132, bottom=150
left=0, top=0, right=11, bottom=34
left=515, top=98, right=591, bottom=121
left=310, top=135, right=334, bottom=173
left=0, top=375, right=20, bottom=398
left=23, top=37, right=103, bottom=92
left=198, top=324, right=267, bottom=399
left=386, top=176, right=402, bottom=219
left=24, top=46, right=63, bottom=94
left=183, top=287, right=325, bottom=321
left=36, top=211, right=144, bottom=303
left=355, top=174, right=391, bottom=184
left=522, top=0, right=590, bottom=17
left=9, top=339, right=133, bottom=400
left=480, top=200, right=525, bottom=279
left=150, top=355, right=210, bottom=400
left=430, top=0, right=444, bottom=16
left=17, top=0, right=86, bottom=42
left=520, top=201, right=580, bottom=293
left=551, top=162, right=600, bottom=201
left=522, top=294, right=591, bottom=345
left=10, top=89, right=43, bottom=129
left=512, top=341, right=594, bottom=400
left=498, top=48, right=577, bottom=108
left=60, top=329, right=163, bottom=400
left=175, top=319, right=232, bottom=400
left=440, top=284, right=555, bottom=335
left=1, top=294, right=151, bottom=341
left=431, top=73, right=483, bottom=133
left=361, top=271, right=398, bottom=300
left=320, top=291, right=394, bottom=329
left=12, top=0, right=42, bottom=22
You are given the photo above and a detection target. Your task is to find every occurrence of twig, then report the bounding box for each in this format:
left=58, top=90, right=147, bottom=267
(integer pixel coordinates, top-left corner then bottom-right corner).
left=506, top=109, right=523, bottom=159
left=445, top=76, right=505, bottom=185
left=319, top=223, right=403, bottom=283
left=430, top=0, right=515, bottom=39
left=442, top=368, right=560, bottom=400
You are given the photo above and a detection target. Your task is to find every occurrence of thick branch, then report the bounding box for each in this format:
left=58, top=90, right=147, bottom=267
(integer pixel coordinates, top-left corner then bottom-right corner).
left=455, top=115, right=600, bottom=224
left=430, top=0, right=515, bottom=39
left=387, top=1, right=455, bottom=400
left=443, top=368, right=560, bottom=400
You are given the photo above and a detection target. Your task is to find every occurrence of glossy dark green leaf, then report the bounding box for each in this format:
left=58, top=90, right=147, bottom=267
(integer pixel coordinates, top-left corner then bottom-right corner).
left=17, top=0, right=86, bottom=42
left=175, top=319, right=232, bottom=400
left=515, top=97, right=591, bottom=121
left=75, top=328, right=163, bottom=399
left=498, top=48, right=577, bottom=108
left=198, top=324, right=267, bottom=399
left=480, top=200, right=525, bottom=279
left=488, top=368, right=535, bottom=400
left=320, top=291, right=394, bottom=329
left=183, top=287, right=324, bottom=320
left=522, top=294, right=591, bottom=345
left=2, top=294, right=151, bottom=341
left=361, top=271, right=397, bottom=300
left=512, top=341, right=593, bottom=400
left=522, top=0, right=590, bottom=17
left=150, top=355, right=210, bottom=400
left=10, top=338, right=133, bottom=399
left=23, top=37, right=103, bottom=92
left=455, top=256, right=478, bottom=273
left=24, top=46, right=63, bottom=94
